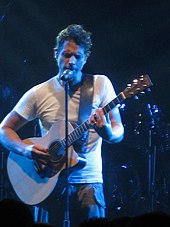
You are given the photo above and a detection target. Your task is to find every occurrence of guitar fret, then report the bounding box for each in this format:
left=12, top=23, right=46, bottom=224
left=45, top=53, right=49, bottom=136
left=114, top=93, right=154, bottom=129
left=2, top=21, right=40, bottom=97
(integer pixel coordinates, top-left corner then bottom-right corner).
left=68, top=136, right=73, bottom=146
left=69, top=132, right=74, bottom=142
left=103, top=93, right=126, bottom=115
left=77, top=127, right=83, bottom=135
left=62, top=137, right=73, bottom=148
left=70, top=129, right=77, bottom=143
left=80, top=124, right=85, bottom=131
left=60, top=140, right=65, bottom=148
left=82, top=123, right=89, bottom=132
left=73, top=129, right=80, bottom=140
left=116, top=93, right=126, bottom=104
left=71, top=130, right=76, bottom=142
left=81, top=124, right=86, bottom=131
left=68, top=133, right=75, bottom=145
left=103, top=104, right=112, bottom=114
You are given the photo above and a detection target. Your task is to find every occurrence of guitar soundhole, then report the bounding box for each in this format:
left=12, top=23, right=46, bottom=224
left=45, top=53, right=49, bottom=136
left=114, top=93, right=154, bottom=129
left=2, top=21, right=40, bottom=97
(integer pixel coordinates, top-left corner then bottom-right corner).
left=49, top=140, right=65, bottom=162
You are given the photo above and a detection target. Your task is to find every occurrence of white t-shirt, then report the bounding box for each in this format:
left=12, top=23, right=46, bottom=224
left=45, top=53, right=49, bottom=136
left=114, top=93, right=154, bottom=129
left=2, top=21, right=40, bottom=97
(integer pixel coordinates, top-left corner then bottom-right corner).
left=14, top=74, right=116, bottom=183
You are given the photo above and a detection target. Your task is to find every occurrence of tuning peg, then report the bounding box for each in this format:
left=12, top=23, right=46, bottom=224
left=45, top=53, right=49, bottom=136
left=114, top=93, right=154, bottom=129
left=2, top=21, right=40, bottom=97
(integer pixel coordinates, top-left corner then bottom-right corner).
left=134, top=95, right=139, bottom=100
left=140, top=91, right=146, bottom=95
left=127, top=83, right=132, bottom=87
left=132, top=79, right=138, bottom=84
left=146, top=88, right=151, bottom=92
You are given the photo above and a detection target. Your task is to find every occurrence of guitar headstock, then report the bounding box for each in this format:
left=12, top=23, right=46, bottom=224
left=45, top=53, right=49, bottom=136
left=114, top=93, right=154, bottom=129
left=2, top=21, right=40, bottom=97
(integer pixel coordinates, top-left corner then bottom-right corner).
left=122, top=74, right=153, bottom=99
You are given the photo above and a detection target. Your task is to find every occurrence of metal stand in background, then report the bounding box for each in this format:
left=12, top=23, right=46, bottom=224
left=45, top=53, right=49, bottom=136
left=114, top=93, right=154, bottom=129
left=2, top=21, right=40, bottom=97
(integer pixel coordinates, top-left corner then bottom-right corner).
left=147, top=128, right=157, bottom=211
left=147, top=104, right=170, bottom=213
left=146, top=103, right=157, bottom=212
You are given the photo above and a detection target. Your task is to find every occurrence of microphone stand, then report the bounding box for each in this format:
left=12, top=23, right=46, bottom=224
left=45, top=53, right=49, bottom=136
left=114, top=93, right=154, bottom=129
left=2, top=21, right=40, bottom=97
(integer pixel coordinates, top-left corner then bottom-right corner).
left=63, top=80, right=70, bottom=227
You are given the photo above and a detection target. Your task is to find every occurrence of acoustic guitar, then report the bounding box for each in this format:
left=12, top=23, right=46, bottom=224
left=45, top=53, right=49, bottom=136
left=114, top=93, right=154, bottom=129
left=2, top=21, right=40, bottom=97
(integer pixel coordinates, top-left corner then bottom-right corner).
left=7, top=74, right=153, bottom=205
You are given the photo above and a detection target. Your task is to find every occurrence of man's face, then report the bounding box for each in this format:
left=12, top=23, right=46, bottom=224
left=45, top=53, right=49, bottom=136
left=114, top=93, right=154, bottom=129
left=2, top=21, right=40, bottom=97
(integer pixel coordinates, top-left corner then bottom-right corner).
left=55, top=40, right=87, bottom=77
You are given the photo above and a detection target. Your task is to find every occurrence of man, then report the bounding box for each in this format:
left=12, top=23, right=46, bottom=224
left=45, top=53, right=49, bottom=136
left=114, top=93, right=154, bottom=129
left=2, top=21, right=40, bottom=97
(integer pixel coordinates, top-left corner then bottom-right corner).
left=0, top=24, right=124, bottom=227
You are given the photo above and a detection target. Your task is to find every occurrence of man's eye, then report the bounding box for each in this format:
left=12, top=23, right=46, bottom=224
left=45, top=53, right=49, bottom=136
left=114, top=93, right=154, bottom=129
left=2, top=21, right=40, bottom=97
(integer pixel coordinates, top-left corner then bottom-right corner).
left=62, top=52, right=83, bottom=60
left=63, top=53, right=72, bottom=58
left=75, top=55, right=81, bottom=59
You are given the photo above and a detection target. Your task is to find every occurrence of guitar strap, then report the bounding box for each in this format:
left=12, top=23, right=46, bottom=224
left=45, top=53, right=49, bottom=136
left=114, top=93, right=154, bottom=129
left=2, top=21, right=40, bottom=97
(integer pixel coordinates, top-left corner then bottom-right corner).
left=79, top=73, right=94, bottom=123
left=72, top=73, right=94, bottom=154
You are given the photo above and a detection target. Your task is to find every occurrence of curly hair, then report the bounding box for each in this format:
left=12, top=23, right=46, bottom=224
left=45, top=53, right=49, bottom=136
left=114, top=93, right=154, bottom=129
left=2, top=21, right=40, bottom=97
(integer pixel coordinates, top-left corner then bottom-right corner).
left=55, top=24, right=92, bottom=58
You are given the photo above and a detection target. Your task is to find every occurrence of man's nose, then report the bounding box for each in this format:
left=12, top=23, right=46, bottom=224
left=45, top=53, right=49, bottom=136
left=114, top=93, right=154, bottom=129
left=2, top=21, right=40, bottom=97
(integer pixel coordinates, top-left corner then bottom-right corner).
left=68, top=55, right=76, bottom=65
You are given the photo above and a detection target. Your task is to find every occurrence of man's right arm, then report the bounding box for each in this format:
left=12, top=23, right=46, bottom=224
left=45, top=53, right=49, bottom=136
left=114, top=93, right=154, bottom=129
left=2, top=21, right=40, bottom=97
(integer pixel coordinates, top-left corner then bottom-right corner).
left=0, top=111, right=49, bottom=164
left=0, top=111, right=32, bottom=156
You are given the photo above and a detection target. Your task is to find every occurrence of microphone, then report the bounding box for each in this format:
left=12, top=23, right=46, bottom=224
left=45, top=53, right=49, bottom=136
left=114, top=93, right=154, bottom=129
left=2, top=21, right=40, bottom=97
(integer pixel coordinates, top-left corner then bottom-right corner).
left=60, top=69, right=73, bottom=81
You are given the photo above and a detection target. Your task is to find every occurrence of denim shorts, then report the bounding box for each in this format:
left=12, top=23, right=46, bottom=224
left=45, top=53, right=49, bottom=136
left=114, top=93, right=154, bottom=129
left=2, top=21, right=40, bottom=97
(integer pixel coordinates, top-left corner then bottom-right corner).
left=69, top=183, right=106, bottom=218
left=34, top=183, right=106, bottom=226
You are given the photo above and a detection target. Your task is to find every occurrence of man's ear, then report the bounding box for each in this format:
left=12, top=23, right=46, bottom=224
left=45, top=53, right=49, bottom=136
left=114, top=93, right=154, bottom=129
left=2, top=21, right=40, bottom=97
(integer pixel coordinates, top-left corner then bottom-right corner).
left=83, top=56, right=87, bottom=64
left=53, top=48, right=57, bottom=59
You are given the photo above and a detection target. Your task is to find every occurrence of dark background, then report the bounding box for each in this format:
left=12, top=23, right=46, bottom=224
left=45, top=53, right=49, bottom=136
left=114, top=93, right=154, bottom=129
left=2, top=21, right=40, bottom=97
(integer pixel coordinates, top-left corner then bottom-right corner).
left=0, top=0, right=170, bottom=219
left=0, top=0, right=170, bottom=120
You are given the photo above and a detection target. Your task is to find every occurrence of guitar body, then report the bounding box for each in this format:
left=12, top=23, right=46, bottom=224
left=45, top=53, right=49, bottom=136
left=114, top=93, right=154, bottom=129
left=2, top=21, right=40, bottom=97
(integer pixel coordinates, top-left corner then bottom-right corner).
left=7, top=120, right=87, bottom=205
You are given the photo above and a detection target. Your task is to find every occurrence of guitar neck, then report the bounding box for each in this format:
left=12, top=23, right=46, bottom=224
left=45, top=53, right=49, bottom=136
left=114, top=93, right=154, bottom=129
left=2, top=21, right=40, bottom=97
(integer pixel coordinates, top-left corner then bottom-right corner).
left=102, top=92, right=126, bottom=114
left=61, top=120, right=91, bottom=148
left=61, top=92, right=126, bottom=148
